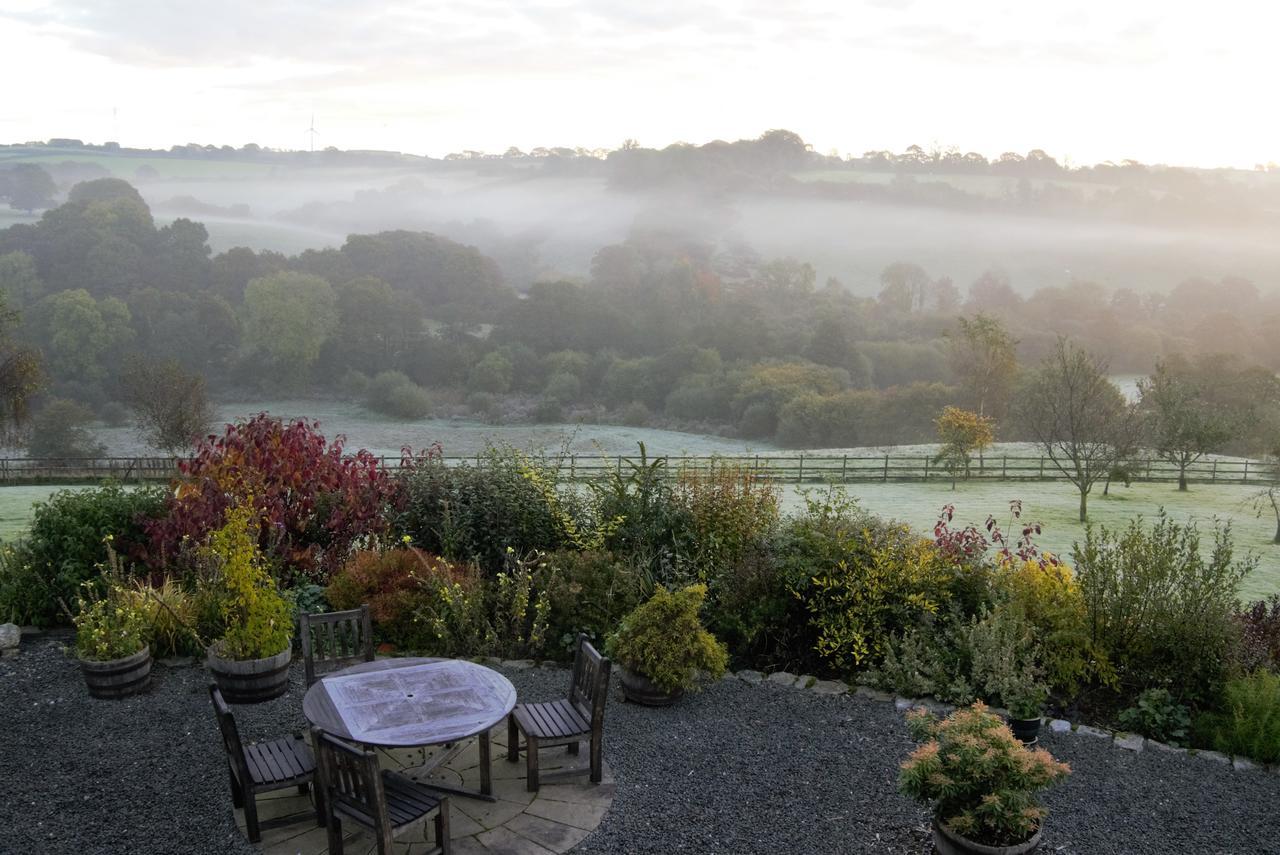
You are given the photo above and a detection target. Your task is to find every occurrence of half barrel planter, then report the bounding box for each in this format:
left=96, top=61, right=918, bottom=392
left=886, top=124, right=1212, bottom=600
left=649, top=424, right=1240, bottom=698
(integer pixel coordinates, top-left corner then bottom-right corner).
left=932, top=817, right=1042, bottom=855
left=618, top=667, right=684, bottom=706
left=80, top=645, right=152, bottom=699
left=207, top=645, right=292, bottom=703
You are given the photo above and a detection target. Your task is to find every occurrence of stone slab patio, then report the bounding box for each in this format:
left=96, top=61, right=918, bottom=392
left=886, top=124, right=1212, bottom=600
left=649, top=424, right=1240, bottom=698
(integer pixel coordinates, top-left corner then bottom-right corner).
left=240, top=723, right=612, bottom=855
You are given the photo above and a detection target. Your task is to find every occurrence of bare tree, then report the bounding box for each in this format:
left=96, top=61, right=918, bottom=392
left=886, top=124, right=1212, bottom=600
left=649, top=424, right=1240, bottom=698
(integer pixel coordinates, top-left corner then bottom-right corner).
left=119, top=356, right=214, bottom=454
left=1016, top=338, right=1139, bottom=522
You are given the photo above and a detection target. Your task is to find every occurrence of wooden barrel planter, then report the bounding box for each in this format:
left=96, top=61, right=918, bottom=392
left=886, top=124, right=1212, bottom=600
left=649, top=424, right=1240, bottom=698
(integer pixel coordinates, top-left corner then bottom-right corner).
left=619, top=667, right=684, bottom=706
left=80, top=645, right=152, bottom=699
left=932, top=817, right=1042, bottom=855
left=207, top=646, right=292, bottom=704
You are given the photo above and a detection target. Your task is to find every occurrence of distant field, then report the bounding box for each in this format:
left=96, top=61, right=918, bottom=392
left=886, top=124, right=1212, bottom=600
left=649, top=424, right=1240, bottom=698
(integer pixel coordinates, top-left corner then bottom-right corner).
left=0, top=148, right=284, bottom=180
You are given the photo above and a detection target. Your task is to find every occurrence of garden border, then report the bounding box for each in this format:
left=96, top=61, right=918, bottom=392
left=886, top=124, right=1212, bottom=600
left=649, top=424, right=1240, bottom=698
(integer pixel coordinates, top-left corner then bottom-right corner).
left=719, top=667, right=1276, bottom=775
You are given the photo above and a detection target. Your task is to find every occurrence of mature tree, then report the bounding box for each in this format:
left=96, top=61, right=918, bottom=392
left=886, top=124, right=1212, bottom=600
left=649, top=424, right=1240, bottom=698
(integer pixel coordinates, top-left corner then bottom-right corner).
left=242, top=271, right=337, bottom=390
left=949, top=314, right=1019, bottom=421
left=877, top=262, right=931, bottom=313
left=27, top=399, right=104, bottom=458
left=34, top=289, right=134, bottom=381
left=0, top=293, right=41, bottom=436
left=328, top=276, right=420, bottom=374
left=119, top=356, right=215, bottom=453
left=1138, top=356, right=1238, bottom=490
left=2, top=165, right=57, bottom=212
left=0, top=250, right=44, bottom=309
left=1016, top=338, right=1138, bottom=521
left=933, top=406, right=994, bottom=489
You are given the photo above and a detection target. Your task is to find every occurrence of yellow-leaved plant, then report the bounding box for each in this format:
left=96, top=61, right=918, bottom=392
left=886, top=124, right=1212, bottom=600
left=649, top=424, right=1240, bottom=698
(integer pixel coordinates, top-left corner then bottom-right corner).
left=206, top=504, right=292, bottom=661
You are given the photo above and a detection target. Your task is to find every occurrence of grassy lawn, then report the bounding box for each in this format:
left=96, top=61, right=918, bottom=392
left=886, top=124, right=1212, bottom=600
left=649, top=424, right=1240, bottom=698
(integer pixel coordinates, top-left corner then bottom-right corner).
left=0, top=486, right=71, bottom=541
left=780, top=479, right=1280, bottom=600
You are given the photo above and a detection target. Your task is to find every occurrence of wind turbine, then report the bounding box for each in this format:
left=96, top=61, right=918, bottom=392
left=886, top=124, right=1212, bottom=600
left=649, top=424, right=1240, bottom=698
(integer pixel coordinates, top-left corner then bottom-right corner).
left=307, top=114, right=319, bottom=152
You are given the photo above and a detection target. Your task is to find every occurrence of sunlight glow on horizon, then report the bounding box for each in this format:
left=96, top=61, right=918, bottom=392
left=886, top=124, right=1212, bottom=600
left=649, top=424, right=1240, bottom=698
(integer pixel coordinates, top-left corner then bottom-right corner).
left=2, top=1, right=1278, bottom=169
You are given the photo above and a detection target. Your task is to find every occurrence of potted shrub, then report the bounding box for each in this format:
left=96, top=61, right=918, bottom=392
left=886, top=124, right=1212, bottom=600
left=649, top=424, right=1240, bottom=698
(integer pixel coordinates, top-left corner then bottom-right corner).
left=606, top=583, right=727, bottom=706
left=204, top=506, right=294, bottom=703
left=1003, top=677, right=1049, bottom=746
left=74, top=580, right=152, bottom=699
left=900, top=703, right=1071, bottom=855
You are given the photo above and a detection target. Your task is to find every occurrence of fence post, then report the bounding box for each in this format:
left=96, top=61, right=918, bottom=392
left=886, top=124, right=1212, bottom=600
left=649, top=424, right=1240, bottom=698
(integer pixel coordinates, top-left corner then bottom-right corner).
left=1002, top=456, right=1007, bottom=480
left=841, top=455, right=847, bottom=481
left=571, top=455, right=576, bottom=480
left=923, top=456, right=929, bottom=481
left=617, top=456, right=623, bottom=477
left=1244, top=460, right=1249, bottom=483
left=1039, top=458, right=1044, bottom=479
left=1212, top=459, right=1217, bottom=483
left=798, top=455, right=804, bottom=483
left=883, top=454, right=889, bottom=482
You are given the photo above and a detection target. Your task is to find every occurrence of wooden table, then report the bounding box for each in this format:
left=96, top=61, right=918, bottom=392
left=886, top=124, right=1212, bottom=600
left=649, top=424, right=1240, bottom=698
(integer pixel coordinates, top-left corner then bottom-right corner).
left=303, top=658, right=517, bottom=801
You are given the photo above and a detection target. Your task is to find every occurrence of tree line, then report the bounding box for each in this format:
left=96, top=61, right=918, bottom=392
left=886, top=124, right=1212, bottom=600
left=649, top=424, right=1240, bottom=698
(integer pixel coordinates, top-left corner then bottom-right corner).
left=0, top=177, right=1277, bottom=470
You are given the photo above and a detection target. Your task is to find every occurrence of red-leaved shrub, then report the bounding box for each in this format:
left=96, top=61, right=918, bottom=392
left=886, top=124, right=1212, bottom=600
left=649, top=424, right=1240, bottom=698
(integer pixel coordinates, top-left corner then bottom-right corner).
left=147, top=414, right=401, bottom=583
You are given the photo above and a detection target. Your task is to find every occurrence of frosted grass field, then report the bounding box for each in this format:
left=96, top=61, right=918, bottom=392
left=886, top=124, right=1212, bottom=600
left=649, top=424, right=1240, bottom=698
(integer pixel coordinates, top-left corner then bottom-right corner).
left=3, top=402, right=1276, bottom=599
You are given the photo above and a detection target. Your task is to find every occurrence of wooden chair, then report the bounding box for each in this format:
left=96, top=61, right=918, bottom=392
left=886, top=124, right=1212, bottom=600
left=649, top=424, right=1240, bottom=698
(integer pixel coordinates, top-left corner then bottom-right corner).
left=209, top=684, right=320, bottom=843
left=300, top=605, right=375, bottom=687
left=313, top=728, right=451, bottom=855
left=507, top=633, right=611, bottom=791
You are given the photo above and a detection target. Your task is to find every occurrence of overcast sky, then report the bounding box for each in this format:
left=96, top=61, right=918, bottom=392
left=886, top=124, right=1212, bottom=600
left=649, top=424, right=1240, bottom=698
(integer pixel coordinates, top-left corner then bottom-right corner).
left=2, top=1, right=1276, bottom=168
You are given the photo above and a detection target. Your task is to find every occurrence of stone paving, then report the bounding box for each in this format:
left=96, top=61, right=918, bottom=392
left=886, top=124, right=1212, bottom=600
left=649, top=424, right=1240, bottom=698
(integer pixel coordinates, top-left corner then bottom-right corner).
left=243, top=724, right=613, bottom=855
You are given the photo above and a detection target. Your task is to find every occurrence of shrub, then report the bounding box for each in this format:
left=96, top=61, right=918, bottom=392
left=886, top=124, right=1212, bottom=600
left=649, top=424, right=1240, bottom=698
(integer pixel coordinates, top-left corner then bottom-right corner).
left=607, top=584, right=728, bottom=694
left=966, top=604, right=1049, bottom=718
left=1199, top=672, right=1280, bottom=764
left=1117, top=688, right=1191, bottom=744
left=28, top=399, right=105, bottom=458
left=873, top=618, right=976, bottom=706
left=73, top=580, right=149, bottom=661
left=16, top=483, right=165, bottom=625
left=490, top=550, right=551, bottom=660
left=539, top=549, right=645, bottom=656
left=673, top=463, right=779, bottom=582
left=126, top=576, right=202, bottom=658
left=900, top=703, right=1071, bottom=846
left=327, top=547, right=473, bottom=649
left=804, top=524, right=954, bottom=672
left=593, top=446, right=692, bottom=582
left=1073, top=513, right=1251, bottom=705
left=998, top=557, right=1111, bottom=694
left=1236, top=595, right=1280, bottom=673
left=410, top=553, right=491, bottom=657
left=366, top=371, right=431, bottom=419
left=147, top=414, right=399, bottom=583
left=205, top=505, right=292, bottom=661
left=396, top=447, right=575, bottom=575
left=339, top=369, right=370, bottom=398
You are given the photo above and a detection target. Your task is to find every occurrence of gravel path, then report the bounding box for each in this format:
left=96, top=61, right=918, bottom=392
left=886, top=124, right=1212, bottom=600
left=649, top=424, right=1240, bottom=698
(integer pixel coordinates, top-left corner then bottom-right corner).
left=3, top=636, right=1278, bottom=854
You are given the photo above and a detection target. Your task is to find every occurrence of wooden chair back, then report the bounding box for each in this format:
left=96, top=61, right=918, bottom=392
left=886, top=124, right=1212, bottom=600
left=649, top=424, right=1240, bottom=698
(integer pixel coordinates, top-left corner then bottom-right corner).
left=568, top=634, right=611, bottom=725
left=209, top=684, right=250, bottom=783
left=313, top=729, right=393, bottom=845
left=300, top=605, right=375, bottom=686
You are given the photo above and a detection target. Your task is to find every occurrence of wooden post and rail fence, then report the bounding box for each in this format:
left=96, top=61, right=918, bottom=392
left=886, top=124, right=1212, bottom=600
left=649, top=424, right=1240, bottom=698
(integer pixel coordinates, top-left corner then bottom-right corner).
left=0, top=453, right=1270, bottom=487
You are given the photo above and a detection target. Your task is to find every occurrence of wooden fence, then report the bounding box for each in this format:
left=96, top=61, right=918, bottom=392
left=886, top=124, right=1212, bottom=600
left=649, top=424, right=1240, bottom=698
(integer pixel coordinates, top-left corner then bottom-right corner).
left=0, top=453, right=1271, bottom=487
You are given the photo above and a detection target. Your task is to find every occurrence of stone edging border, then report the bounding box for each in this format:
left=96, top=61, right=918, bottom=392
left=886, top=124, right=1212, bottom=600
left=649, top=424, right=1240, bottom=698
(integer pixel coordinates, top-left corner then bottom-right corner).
left=723, top=668, right=1275, bottom=776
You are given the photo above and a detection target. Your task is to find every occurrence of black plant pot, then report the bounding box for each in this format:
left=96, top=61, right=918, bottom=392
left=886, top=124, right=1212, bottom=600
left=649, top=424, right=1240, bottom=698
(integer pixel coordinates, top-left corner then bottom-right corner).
left=1008, top=715, right=1042, bottom=746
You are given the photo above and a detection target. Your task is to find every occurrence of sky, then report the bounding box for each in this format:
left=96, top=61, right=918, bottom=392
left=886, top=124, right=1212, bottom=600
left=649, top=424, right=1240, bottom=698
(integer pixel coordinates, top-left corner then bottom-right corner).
left=1, top=1, right=1276, bottom=168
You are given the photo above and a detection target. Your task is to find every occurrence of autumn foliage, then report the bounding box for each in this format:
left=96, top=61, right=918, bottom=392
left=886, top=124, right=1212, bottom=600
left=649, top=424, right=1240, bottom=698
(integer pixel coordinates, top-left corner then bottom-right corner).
left=146, top=414, right=400, bottom=582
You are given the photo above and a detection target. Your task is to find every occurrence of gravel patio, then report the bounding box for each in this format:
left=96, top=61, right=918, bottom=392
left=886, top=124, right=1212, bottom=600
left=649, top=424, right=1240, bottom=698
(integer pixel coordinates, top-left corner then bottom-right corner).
left=2, top=634, right=1278, bottom=855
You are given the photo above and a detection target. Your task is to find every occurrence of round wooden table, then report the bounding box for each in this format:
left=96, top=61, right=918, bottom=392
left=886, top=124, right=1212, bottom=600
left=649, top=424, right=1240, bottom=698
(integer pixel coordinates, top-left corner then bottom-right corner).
left=303, top=658, right=516, bottom=800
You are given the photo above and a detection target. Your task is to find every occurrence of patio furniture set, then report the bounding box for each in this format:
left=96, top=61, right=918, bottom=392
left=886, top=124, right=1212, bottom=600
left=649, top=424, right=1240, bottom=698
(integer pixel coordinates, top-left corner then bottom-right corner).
left=209, top=606, right=612, bottom=854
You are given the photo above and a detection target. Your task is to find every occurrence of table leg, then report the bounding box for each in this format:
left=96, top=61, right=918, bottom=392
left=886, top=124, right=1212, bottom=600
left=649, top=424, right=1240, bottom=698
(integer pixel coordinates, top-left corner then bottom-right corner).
left=479, top=730, right=492, bottom=796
